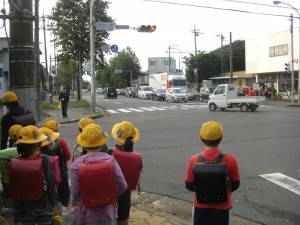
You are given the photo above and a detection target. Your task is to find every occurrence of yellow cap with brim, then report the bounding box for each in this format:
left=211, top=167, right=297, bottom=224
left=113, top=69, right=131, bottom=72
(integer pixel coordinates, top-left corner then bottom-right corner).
left=2, top=91, right=17, bottom=103
left=40, top=127, right=60, bottom=147
left=9, top=125, right=23, bottom=140
left=200, top=121, right=223, bottom=141
left=77, top=123, right=108, bottom=148
left=78, top=117, right=94, bottom=130
left=16, top=125, right=47, bottom=144
left=111, top=121, right=140, bottom=145
left=43, top=120, right=60, bottom=132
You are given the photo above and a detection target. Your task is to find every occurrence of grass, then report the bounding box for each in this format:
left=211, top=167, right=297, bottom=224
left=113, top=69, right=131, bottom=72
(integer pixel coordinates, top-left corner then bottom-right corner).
left=70, top=100, right=91, bottom=108
left=42, top=101, right=57, bottom=110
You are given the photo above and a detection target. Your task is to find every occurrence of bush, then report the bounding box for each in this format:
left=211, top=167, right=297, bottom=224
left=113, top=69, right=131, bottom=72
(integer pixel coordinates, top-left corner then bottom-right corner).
left=71, top=100, right=91, bottom=108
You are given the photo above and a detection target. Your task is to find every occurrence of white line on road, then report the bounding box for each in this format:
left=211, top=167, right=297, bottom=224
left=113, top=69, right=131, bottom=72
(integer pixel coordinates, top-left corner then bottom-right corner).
left=149, top=107, right=167, bottom=111
left=106, top=110, right=119, bottom=114
left=114, top=102, right=121, bottom=104
left=161, top=106, right=177, bottom=110
left=127, top=108, right=144, bottom=112
left=259, top=173, right=300, bottom=196
left=139, top=107, right=156, bottom=111
left=117, top=109, right=132, bottom=113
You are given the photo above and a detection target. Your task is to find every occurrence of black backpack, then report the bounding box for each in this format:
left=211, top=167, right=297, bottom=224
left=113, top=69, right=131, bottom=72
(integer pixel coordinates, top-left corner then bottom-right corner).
left=13, top=109, right=36, bottom=127
left=193, top=153, right=229, bottom=204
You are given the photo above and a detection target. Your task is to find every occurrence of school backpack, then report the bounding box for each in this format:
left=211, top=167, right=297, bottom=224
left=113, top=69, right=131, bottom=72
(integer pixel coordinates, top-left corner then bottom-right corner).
left=9, top=156, right=45, bottom=201
left=12, top=109, right=36, bottom=127
left=112, top=148, right=142, bottom=190
left=79, top=160, right=117, bottom=208
left=193, top=153, right=228, bottom=204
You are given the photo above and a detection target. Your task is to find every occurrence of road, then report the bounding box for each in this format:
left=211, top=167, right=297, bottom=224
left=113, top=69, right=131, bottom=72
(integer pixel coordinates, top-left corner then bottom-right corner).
left=61, top=93, right=300, bottom=225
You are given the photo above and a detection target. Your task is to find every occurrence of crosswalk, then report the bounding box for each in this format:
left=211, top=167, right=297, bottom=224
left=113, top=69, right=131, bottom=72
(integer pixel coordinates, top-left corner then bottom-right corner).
left=103, top=104, right=272, bottom=114
left=105, top=104, right=208, bottom=114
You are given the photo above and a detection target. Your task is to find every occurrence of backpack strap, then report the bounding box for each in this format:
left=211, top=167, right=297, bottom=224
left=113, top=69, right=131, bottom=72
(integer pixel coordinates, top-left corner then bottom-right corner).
left=196, top=152, right=226, bottom=163
left=214, top=152, right=226, bottom=163
left=196, top=153, right=207, bottom=163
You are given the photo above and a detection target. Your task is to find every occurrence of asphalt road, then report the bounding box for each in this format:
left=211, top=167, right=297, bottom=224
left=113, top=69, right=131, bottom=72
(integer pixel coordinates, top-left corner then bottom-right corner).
left=60, top=94, right=300, bottom=225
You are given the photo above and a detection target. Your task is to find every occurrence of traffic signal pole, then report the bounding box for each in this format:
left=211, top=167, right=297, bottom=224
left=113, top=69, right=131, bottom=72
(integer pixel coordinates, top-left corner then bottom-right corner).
left=90, top=0, right=96, bottom=112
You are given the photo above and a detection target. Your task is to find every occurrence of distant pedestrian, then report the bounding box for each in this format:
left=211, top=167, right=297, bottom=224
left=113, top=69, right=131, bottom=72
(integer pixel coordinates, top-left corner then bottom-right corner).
left=111, top=121, right=143, bottom=225
left=185, top=121, right=240, bottom=225
left=9, top=125, right=56, bottom=224
left=58, top=88, right=69, bottom=118
left=70, top=123, right=127, bottom=225
left=1, top=91, right=34, bottom=149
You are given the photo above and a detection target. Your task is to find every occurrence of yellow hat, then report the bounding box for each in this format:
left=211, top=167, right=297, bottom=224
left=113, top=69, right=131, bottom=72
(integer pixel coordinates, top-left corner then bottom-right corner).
left=16, top=125, right=47, bottom=144
left=2, top=91, right=17, bottom=103
left=77, top=123, right=108, bottom=148
left=43, top=120, right=60, bottom=132
left=39, top=127, right=60, bottom=147
left=78, top=117, right=94, bottom=130
left=111, top=121, right=140, bottom=145
left=200, top=121, right=223, bottom=141
left=9, top=125, right=23, bottom=140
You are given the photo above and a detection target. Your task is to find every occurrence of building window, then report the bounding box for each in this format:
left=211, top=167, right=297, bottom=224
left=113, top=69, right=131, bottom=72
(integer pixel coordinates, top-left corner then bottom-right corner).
left=269, top=44, right=288, bottom=57
left=149, top=61, right=156, bottom=66
left=164, top=60, right=170, bottom=65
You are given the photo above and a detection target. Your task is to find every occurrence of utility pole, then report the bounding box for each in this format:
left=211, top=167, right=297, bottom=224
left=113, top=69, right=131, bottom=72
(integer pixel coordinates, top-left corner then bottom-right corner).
left=168, top=45, right=171, bottom=73
left=229, top=32, right=233, bottom=84
left=190, top=25, right=202, bottom=90
left=9, top=0, right=36, bottom=117
left=217, top=34, right=225, bottom=77
left=42, top=14, right=49, bottom=93
left=35, top=0, right=42, bottom=122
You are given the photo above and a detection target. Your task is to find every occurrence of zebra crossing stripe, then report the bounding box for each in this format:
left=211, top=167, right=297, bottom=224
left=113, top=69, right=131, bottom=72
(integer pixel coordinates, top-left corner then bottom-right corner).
left=139, top=107, right=156, bottom=111
left=106, top=110, right=119, bottom=114
left=161, top=106, right=177, bottom=110
left=117, top=109, right=132, bottom=113
left=259, top=173, right=300, bottom=196
left=127, top=108, right=144, bottom=112
left=149, top=107, right=167, bottom=111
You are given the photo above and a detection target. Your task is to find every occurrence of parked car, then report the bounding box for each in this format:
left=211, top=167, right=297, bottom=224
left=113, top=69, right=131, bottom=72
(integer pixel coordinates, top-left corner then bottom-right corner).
left=117, top=88, right=126, bottom=96
left=184, top=88, right=200, bottom=101
left=96, top=88, right=104, bottom=94
left=137, top=86, right=153, bottom=99
left=103, top=87, right=117, bottom=99
left=199, top=87, right=215, bottom=102
left=165, top=88, right=187, bottom=103
left=125, top=87, right=137, bottom=98
left=151, top=88, right=166, bottom=101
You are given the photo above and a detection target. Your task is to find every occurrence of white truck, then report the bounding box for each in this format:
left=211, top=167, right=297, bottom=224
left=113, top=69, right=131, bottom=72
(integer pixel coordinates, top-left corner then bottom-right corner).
left=208, top=84, right=265, bottom=112
left=148, top=72, right=188, bottom=89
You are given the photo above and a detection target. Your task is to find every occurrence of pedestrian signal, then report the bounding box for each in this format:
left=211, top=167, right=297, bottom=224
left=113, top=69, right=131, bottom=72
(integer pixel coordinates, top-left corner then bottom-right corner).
left=137, top=25, right=156, bottom=32
left=285, top=63, right=290, bottom=71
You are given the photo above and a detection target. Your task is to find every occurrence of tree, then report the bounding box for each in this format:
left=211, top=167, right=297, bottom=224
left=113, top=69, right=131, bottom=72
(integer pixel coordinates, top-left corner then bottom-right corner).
left=48, top=0, right=113, bottom=67
left=56, top=59, right=77, bottom=91
left=97, top=47, right=141, bottom=87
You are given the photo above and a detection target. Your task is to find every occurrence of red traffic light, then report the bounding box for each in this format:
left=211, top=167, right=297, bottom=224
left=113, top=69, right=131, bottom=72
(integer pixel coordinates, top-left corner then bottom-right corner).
left=137, top=25, right=156, bottom=32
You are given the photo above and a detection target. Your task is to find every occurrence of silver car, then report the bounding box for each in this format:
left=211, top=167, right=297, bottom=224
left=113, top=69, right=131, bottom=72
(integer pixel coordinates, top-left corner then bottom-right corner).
left=165, top=88, right=188, bottom=103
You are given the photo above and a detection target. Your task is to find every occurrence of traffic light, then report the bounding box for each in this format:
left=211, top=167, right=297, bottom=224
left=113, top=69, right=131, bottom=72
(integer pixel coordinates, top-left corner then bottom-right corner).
left=137, top=25, right=156, bottom=32
left=285, top=63, right=290, bottom=71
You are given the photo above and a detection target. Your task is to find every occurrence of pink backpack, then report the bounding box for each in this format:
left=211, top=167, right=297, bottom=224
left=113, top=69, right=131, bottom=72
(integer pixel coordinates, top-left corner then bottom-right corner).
left=47, top=156, right=62, bottom=190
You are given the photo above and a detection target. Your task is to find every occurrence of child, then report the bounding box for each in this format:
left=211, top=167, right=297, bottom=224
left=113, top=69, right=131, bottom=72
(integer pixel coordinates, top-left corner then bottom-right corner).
left=185, top=121, right=240, bottom=225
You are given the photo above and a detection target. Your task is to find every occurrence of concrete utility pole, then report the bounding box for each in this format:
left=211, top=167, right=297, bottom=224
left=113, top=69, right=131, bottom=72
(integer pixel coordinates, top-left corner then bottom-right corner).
left=229, top=32, right=233, bottom=84
left=9, top=0, right=36, bottom=117
left=90, top=0, right=96, bottom=112
left=190, top=25, right=202, bottom=90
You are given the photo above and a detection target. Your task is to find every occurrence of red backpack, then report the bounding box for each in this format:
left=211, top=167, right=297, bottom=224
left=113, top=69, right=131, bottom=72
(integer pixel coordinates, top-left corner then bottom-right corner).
left=9, top=155, right=45, bottom=201
left=79, top=160, right=117, bottom=208
left=112, top=148, right=142, bottom=190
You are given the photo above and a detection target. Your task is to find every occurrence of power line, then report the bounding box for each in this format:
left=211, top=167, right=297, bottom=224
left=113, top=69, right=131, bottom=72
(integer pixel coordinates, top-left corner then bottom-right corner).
left=143, top=0, right=299, bottom=19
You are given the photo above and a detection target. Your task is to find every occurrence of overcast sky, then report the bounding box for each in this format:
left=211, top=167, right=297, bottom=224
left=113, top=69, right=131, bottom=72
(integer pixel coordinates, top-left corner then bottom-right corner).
left=2, top=0, right=300, bottom=73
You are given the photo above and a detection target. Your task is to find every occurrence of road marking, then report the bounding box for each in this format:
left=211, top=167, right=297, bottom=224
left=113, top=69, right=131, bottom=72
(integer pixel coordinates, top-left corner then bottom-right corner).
left=117, top=108, right=132, bottom=113
left=259, top=173, right=300, bottom=196
left=161, top=106, right=177, bottom=110
left=149, top=107, right=167, bottom=111
left=127, top=108, right=144, bottom=112
left=114, top=102, right=121, bottom=104
left=106, top=110, right=119, bottom=114
left=139, top=107, right=156, bottom=111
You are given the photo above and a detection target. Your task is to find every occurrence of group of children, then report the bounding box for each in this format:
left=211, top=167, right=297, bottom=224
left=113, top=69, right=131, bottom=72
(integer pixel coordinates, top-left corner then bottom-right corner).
left=0, top=118, right=142, bottom=225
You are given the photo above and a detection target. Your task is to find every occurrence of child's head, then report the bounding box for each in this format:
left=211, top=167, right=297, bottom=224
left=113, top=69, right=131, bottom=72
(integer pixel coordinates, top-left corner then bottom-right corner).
left=39, top=127, right=60, bottom=148
left=9, top=125, right=23, bottom=144
left=78, top=117, right=94, bottom=133
left=43, top=120, right=60, bottom=132
left=200, top=121, right=223, bottom=147
left=77, top=123, right=108, bottom=149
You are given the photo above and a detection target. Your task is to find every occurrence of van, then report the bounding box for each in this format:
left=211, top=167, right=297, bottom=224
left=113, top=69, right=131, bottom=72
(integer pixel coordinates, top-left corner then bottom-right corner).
left=137, top=86, right=153, bottom=99
left=103, top=87, right=117, bottom=99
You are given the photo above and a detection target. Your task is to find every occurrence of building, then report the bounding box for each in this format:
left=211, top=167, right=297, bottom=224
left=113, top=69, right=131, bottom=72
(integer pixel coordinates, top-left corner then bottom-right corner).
left=148, top=57, right=177, bottom=74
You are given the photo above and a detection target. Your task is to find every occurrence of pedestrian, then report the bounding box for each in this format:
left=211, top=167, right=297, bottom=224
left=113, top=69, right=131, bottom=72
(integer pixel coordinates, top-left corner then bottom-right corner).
left=9, top=125, right=56, bottom=224
left=42, top=120, right=71, bottom=205
left=70, top=123, right=127, bottom=225
left=58, top=88, right=69, bottom=119
left=185, top=121, right=240, bottom=225
left=111, top=121, right=143, bottom=225
left=1, top=91, right=34, bottom=150
left=39, top=127, right=71, bottom=207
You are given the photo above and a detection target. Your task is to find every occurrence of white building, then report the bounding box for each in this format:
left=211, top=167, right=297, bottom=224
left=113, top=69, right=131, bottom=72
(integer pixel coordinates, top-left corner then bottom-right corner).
left=246, top=28, right=299, bottom=94
left=148, top=57, right=177, bottom=74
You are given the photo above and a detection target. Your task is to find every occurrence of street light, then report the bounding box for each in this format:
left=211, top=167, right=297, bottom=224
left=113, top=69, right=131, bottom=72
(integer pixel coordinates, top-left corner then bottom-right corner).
left=171, top=46, right=183, bottom=72
left=273, top=1, right=300, bottom=104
